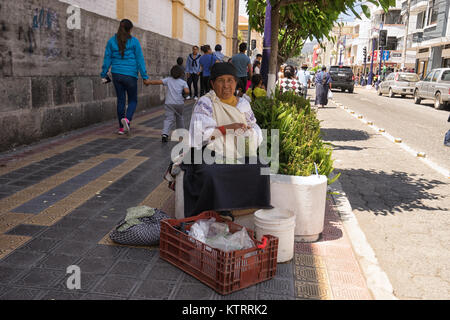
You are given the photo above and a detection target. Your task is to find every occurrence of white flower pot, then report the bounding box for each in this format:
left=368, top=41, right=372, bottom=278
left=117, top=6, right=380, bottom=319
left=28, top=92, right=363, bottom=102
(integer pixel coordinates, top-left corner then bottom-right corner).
left=270, top=174, right=327, bottom=242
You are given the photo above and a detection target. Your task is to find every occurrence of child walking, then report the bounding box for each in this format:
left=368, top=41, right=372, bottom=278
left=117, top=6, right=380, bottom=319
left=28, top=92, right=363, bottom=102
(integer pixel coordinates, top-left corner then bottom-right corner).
left=146, top=65, right=189, bottom=142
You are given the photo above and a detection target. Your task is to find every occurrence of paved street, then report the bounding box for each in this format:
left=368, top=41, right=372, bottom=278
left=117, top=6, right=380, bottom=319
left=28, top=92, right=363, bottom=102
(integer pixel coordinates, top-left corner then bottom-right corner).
left=331, top=87, right=450, bottom=169
left=314, top=87, right=450, bottom=299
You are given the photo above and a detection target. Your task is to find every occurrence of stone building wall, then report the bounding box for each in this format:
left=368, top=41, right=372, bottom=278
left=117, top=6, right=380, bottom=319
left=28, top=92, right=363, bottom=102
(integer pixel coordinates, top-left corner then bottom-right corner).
left=0, top=0, right=192, bottom=152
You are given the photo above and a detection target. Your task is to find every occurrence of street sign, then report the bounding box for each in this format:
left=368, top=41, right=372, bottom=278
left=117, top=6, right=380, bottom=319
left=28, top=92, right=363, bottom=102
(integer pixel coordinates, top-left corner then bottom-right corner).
left=373, top=50, right=378, bottom=60
left=383, top=50, right=390, bottom=61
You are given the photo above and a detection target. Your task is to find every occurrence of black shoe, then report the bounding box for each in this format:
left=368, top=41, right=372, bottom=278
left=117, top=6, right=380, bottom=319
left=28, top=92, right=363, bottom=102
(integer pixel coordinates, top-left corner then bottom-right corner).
left=162, top=134, right=169, bottom=143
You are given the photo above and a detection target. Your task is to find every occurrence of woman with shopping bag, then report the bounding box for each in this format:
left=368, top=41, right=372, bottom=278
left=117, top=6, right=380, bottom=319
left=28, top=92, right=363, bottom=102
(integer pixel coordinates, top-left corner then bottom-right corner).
left=314, top=66, right=332, bottom=108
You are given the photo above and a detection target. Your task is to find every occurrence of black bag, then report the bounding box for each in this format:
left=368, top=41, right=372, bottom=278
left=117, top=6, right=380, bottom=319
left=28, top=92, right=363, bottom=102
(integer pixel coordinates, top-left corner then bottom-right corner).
left=109, top=209, right=170, bottom=246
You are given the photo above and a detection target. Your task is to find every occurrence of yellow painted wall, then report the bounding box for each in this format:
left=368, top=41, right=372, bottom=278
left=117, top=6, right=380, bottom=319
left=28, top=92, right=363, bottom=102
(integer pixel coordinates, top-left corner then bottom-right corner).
left=117, top=0, right=139, bottom=23
left=116, top=0, right=237, bottom=54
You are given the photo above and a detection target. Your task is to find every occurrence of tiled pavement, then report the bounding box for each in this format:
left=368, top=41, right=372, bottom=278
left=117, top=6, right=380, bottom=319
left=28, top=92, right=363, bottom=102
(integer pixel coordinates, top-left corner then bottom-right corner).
left=0, top=102, right=372, bottom=300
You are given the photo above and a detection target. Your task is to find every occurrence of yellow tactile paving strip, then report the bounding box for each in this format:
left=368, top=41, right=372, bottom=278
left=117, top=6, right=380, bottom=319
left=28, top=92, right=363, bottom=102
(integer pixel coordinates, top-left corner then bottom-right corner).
left=0, top=108, right=167, bottom=260
left=0, top=234, right=31, bottom=261
left=27, top=150, right=148, bottom=226
left=0, top=148, right=150, bottom=259
left=0, top=109, right=165, bottom=175
left=294, top=254, right=333, bottom=300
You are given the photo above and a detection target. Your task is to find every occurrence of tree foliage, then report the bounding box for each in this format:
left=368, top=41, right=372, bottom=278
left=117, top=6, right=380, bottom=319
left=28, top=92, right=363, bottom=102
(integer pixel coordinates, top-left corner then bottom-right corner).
left=247, top=0, right=396, bottom=65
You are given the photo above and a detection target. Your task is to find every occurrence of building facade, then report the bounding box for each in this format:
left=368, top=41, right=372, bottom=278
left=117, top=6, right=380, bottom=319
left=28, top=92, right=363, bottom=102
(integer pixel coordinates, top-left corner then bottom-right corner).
left=400, top=0, right=450, bottom=77
left=0, top=0, right=240, bottom=152
left=238, top=15, right=264, bottom=62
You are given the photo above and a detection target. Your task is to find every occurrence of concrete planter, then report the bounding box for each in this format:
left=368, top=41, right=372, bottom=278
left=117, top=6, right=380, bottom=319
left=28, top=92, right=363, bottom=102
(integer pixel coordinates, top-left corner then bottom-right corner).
left=270, top=174, right=328, bottom=242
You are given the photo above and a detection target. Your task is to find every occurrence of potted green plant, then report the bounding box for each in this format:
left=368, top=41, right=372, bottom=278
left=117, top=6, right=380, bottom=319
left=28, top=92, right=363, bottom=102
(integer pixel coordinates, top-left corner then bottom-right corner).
left=252, top=91, right=339, bottom=242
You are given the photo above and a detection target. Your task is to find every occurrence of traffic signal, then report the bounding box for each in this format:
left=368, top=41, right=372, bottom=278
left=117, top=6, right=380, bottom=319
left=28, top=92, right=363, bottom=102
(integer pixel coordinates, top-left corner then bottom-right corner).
left=379, top=30, right=387, bottom=47
left=363, top=46, right=367, bottom=58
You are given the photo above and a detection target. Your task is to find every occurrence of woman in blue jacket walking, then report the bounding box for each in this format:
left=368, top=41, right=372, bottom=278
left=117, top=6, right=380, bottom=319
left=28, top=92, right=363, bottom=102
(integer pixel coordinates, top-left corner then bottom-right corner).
left=101, top=19, right=150, bottom=134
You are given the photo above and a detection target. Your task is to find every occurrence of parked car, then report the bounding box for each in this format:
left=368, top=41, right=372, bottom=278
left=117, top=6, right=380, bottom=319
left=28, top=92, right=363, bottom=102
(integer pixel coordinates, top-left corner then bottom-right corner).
left=377, top=72, right=420, bottom=98
left=414, top=68, right=450, bottom=109
left=329, top=66, right=354, bottom=93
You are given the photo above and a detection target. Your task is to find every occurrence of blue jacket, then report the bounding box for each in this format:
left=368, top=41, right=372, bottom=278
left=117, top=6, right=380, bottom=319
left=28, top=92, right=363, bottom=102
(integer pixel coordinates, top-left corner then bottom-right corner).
left=101, top=35, right=149, bottom=79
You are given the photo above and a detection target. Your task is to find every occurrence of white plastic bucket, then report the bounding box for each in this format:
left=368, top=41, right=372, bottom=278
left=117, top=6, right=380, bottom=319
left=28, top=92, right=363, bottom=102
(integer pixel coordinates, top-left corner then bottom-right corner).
left=254, top=208, right=296, bottom=263
left=270, top=174, right=327, bottom=242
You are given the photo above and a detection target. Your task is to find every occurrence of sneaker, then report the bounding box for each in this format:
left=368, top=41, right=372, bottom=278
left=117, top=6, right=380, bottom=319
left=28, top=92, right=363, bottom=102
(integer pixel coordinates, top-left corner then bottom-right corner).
left=194, top=96, right=198, bottom=100
left=186, top=95, right=191, bottom=100
left=117, top=128, right=125, bottom=135
left=161, top=134, right=169, bottom=143
left=121, top=118, right=130, bottom=133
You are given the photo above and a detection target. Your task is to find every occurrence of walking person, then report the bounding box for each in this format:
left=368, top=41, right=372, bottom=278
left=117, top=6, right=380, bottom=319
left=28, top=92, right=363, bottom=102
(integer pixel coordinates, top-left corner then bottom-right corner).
left=145, top=65, right=189, bottom=143
left=186, top=46, right=201, bottom=100
left=101, top=19, right=150, bottom=135
left=177, top=57, right=185, bottom=74
left=253, top=60, right=261, bottom=75
left=296, top=64, right=311, bottom=98
left=199, top=45, right=217, bottom=96
left=277, top=65, right=301, bottom=95
left=314, top=66, right=332, bottom=108
left=213, top=44, right=225, bottom=62
left=231, top=42, right=252, bottom=95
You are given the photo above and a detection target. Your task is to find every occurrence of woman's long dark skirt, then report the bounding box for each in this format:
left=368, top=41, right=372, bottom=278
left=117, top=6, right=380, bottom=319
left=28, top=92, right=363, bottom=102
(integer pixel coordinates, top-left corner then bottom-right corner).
left=180, top=152, right=272, bottom=218
left=315, top=83, right=329, bottom=106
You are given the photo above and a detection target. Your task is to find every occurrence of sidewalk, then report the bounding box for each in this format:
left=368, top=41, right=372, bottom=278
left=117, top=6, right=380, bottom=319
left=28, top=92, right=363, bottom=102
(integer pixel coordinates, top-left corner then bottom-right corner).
left=0, top=102, right=372, bottom=300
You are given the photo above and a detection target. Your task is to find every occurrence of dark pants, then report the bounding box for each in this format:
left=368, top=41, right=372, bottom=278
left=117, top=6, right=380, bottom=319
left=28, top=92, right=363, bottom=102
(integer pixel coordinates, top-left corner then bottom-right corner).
left=237, top=76, right=247, bottom=93
left=200, top=75, right=210, bottom=96
left=187, top=73, right=199, bottom=98
left=112, top=73, right=138, bottom=128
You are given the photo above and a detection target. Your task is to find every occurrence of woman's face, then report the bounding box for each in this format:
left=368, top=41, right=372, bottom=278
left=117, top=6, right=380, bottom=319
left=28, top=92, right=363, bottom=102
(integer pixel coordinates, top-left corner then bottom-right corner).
left=211, top=75, right=237, bottom=100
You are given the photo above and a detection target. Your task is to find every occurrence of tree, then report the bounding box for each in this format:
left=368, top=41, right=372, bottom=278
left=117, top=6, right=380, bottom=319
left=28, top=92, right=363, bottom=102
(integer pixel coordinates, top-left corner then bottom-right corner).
left=247, top=0, right=396, bottom=92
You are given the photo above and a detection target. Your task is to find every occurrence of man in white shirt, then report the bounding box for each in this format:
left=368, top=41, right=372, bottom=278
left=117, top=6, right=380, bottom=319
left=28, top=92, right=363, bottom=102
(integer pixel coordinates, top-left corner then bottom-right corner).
left=296, top=64, right=311, bottom=98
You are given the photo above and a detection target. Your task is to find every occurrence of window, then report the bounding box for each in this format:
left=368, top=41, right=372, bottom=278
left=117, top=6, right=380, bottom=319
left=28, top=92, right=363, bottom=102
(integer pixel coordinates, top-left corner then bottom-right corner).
left=385, top=10, right=402, bottom=24
left=443, top=58, right=450, bottom=68
left=431, top=70, right=439, bottom=82
left=385, top=37, right=398, bottom=50
left=441, top=70, right=450, bottom=81
left=387, top=73, right=395, bottom=80
left=398, top=73, right=420, bottom=82
left=416, top=11, right=426, bottom=29
left=208, top=0, right=214, bottom=12
left=427, top=0, right=438, bottom=26
left=423, top=71, right=433, bottom=81
left=221, top=0, right=226, bottom=22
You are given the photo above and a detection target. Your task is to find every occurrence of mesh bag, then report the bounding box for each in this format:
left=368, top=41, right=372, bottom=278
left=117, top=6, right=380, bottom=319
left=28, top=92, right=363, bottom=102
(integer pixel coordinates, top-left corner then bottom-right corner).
left=109, top=209, right=170, bottom=246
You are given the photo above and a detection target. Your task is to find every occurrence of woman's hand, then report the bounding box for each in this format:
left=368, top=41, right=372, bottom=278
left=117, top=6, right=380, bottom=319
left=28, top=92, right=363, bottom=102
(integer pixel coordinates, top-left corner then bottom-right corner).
left=143, top=79, right=151, bottom=86
left=223, top=123, right=251, bottom=131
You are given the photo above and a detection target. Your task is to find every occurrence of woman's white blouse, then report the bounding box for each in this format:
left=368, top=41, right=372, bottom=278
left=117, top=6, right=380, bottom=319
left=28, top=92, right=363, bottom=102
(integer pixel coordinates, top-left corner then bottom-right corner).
left=189, top=95, right=263, bottom=148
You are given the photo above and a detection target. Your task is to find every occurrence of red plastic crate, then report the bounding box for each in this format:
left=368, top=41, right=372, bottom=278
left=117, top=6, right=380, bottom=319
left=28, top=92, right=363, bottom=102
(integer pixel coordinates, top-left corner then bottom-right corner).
left=159, top=211, right=278, bottom=295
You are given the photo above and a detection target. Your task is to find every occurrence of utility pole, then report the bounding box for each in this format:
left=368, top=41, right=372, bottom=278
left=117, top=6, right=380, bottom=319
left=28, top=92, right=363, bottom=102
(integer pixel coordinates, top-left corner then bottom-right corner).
left=261, top=1, right=271, bottom=89
left=336, top=21, right=342, bottom=65
left=401, top=0, right=411, bottom=70
left=247, top=18, right=252, bottom=57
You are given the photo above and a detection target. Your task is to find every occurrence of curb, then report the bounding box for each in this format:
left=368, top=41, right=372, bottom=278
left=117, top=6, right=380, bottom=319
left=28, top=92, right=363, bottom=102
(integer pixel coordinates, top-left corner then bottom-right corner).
left=329, top=180, right=398, bottom=300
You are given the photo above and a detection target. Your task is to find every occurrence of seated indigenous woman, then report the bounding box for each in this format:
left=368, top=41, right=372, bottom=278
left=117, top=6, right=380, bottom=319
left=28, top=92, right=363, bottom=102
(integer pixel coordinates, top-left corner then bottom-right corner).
left=180, top=62, right=272, bottom=218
